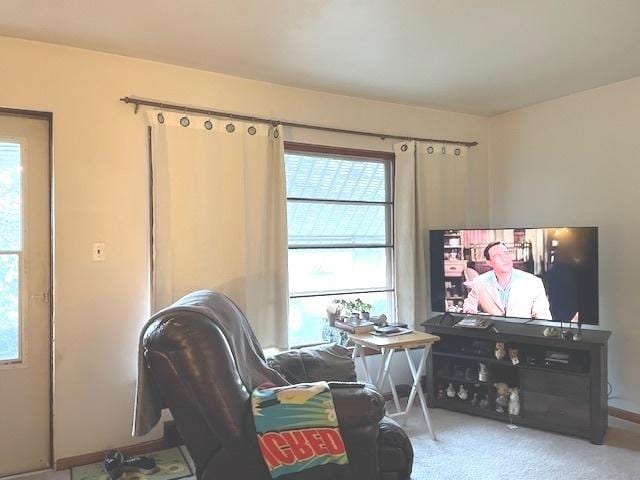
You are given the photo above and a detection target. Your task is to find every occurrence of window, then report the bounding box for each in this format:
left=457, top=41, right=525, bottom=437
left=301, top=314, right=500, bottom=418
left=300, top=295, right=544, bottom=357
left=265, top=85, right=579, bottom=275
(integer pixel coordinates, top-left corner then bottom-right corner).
left=0, top=141, right=21, bottom=362
left=285, top=144, right=395, bottom=347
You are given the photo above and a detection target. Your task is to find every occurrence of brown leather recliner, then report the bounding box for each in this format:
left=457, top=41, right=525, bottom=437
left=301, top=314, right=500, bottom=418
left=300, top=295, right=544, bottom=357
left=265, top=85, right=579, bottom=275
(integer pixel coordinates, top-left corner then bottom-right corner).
left=142, top=290, right=413, bottom=480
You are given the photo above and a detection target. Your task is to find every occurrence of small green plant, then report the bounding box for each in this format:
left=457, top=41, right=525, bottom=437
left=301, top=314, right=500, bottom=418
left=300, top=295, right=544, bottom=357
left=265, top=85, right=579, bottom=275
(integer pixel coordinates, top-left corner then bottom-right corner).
left=332, top=298, right=372, bottom=314
left=352, top=298, right=372, bottom=313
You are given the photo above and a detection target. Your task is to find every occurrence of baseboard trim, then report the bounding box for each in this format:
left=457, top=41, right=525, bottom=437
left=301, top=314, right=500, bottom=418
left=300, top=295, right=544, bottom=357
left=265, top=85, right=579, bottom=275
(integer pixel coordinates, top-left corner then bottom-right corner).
left=609, top=406, right=640, bottom=424
left=55, top=438, right=167, bottom=471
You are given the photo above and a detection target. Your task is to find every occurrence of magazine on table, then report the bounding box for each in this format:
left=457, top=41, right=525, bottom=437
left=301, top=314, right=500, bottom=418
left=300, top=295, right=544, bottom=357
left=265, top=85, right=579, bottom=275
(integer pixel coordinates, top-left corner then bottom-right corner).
left=454, top=317, right=494, bottom=329
left=372, top=325, right=413, bottom=336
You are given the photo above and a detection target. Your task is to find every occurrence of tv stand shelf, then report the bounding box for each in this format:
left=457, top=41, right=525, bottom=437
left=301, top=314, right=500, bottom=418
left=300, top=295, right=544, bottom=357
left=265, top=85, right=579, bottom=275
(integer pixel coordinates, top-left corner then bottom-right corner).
left=431, top=397, right=511, bottom=422
left=433, top=350, right=518, bottom=367
left=421, top=315, right=611, bottom=444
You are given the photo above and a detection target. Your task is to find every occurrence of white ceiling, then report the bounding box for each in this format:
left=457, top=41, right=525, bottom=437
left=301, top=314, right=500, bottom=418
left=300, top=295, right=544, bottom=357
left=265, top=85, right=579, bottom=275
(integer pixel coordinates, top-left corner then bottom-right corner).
left=2, top=0, right=640, bottom=115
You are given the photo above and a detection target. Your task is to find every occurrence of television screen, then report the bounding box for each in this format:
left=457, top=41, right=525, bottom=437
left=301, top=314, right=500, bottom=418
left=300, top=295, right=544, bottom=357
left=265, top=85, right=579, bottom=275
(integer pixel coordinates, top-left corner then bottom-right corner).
left=429, top=227, right=599, bottom=324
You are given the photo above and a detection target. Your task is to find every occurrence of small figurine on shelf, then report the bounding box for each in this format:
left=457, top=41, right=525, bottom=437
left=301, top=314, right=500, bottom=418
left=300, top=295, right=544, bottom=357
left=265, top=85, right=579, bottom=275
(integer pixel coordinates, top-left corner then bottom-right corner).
left=470, top=392, right=479, bottom=407
left=508, top=347, right=520, bottom=366
left=458, top=384, right=468, bottom=401
left=478, top=362, right=488, bottom=382
left=495, top=342, right=506, bottom=360
left=437, top=383, right=445, bottom=400
left=446, top=383, right=456, bottom=398
left=479, top=394, right=489, bottom=409
left=509, top=387, right=521, bottom=416
left=494, top=382, right=510, bottom=413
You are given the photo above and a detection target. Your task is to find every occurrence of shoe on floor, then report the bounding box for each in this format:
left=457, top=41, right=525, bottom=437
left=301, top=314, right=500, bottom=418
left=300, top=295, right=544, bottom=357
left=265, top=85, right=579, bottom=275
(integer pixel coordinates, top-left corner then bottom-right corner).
left=122, top=455, right=158, bottom=475
left=104, top=450, right=124, bottom=480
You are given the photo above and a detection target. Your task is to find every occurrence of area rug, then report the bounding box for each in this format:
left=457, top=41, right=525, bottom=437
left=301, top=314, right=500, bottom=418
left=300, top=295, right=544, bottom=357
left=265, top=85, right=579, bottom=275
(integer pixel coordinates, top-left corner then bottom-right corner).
left=71, top=448, right=192, bottom=480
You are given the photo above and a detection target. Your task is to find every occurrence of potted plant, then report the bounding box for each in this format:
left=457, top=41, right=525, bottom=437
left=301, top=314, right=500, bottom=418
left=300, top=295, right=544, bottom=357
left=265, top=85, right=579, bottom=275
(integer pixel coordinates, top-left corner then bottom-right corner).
left=330, top=299, right=356, bottom=324
left=327, top=299, right=350, bottom=326
left=352, top=298, right=373, bottom=321
left=330, top=298, right=373, bottom=325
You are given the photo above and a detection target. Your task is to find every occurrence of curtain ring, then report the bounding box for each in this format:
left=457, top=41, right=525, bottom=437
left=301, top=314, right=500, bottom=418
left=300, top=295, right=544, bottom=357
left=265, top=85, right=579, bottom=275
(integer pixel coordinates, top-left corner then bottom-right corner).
left=157, top=104, right=165, bottom=124
left=248, top=118, right=257, bottom=135
left=441, top=146, right=447, bottom=155
left=225, top=114, right=235, bottom=133
left=204, top=111, right=213, bottom=130
left=401, top=144, right=408, bottom=152
left=426, top=146, right=434, bottom=154
left=454, top=147, right=461, bottom=156
left=180, top=107, right=190, bottom=127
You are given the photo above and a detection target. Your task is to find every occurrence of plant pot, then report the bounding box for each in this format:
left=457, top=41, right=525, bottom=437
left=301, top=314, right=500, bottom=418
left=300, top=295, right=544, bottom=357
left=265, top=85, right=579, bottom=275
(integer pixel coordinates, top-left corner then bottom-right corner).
left=327, top=312, right=340, bottom=326
left=361, top=312, right=370, bottom=321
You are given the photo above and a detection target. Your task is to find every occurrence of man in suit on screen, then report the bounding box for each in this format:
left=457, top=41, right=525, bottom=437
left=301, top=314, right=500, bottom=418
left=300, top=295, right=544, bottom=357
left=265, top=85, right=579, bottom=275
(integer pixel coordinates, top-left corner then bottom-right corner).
left=463, top=242, right=552, bottom=319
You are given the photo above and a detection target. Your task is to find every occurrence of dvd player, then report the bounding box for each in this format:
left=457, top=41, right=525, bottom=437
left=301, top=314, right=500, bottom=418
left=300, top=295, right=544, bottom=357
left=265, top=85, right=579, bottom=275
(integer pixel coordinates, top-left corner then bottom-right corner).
left=525, top=349, right=588, bottom=373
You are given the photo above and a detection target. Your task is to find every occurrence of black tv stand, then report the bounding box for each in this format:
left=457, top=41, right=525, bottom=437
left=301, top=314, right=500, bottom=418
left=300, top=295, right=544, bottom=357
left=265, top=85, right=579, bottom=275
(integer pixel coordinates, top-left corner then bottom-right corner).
left=421, top=315, right=611, bottom=444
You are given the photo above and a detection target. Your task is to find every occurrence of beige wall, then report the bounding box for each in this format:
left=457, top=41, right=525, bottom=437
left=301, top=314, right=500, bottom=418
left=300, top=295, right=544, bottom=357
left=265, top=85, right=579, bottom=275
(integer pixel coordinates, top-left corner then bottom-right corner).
left=0, top=36, right=489, bottom=460
left=489, top=76, right=640, bottom=414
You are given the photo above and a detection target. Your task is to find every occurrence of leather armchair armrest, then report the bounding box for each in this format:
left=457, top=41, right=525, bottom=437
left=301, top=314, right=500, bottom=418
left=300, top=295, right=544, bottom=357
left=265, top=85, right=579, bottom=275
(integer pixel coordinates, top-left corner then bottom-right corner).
left=268, top=343, right=357, bottom=384
left=329, top=383, right=385, bottom=429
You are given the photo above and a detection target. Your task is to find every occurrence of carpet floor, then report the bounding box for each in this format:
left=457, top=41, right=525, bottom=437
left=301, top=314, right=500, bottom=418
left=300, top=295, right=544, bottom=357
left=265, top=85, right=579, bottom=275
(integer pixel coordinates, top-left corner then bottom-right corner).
left=9, top=410, right=640, bottom=480
left=403, top=407, right=640, bottom=480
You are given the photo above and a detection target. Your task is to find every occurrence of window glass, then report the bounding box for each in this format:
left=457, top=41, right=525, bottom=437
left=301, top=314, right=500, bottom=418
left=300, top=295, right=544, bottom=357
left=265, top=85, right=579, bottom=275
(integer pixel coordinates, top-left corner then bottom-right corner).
left=288, top=247, right=391, bottom=294
left=285, top=148, right=394, bottom=347
left=0, top=142, right=21, bottom=361
left=0, top=143, right=21, bottom=250
left=0, top=254, right=19, bottom=361
left=289, top=292, right=393, bottom=347
left=285, top=154, right=387, bottom=202
left=288, top=202, right=389, bottom=246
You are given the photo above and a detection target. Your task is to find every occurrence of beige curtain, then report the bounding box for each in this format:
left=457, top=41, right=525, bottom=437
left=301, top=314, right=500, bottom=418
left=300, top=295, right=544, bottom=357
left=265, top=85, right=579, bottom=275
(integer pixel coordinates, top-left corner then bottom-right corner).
left=148, top=111, right=288, bottom=348
left=393, top=141, right=469, bottom=327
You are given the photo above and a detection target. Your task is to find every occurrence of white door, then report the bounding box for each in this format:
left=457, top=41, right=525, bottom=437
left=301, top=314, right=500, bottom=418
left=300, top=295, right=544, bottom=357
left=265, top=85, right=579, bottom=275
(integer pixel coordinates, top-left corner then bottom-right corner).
left=0, top=113, right=51, bottom=475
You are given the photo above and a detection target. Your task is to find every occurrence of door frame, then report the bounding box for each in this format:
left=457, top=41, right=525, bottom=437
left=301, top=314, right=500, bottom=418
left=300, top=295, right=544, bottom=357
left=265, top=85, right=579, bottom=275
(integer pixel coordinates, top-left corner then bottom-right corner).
left=0, top=107, right=53, bottom=472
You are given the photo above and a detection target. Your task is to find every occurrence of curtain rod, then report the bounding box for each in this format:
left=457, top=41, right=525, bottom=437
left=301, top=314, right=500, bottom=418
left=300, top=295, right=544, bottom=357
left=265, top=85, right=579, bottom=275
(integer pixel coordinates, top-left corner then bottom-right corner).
left=120, top=96, right=479, bottom=148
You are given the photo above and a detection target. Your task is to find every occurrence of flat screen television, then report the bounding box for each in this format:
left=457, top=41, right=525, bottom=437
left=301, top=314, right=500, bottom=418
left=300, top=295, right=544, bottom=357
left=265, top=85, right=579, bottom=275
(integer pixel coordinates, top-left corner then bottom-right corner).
left=429, top=227, right=599, bottom=325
